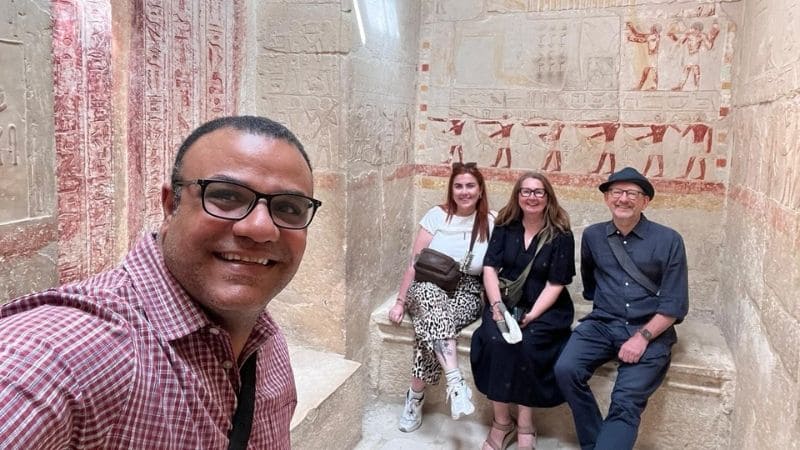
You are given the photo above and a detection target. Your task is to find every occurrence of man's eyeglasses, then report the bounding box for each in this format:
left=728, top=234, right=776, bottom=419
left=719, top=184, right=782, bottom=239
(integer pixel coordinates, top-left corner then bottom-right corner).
left=452, top=162, right=477, bottom=170
left=608, top=188, right=645, bottom=200
left=174, top=179, right=322, bottom=229
left=519, top=188, right=546, bottom=198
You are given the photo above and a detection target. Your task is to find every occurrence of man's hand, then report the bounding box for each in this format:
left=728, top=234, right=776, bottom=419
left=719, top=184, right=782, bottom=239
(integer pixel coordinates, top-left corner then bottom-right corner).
left=618, top=333, right=648, bottom=363
left=388, top=302, right=405, bottom=324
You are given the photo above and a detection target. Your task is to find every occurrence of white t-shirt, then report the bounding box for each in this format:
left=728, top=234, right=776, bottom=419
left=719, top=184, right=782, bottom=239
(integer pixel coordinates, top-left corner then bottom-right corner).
left=419, top=206, right=496, bottom=276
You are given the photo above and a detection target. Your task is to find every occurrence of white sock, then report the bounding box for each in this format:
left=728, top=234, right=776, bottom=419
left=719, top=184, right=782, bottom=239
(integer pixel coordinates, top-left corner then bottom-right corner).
left=444, top=368, right=463, bottom=386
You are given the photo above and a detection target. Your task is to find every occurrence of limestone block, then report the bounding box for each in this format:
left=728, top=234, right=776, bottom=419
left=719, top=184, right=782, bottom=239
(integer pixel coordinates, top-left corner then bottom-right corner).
left=289, top=346, right=365, bottom=450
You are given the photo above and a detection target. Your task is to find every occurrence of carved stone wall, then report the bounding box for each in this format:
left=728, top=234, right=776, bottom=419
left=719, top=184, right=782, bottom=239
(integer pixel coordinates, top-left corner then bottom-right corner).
left=0, top=0, right=57, bottom=300
left=413, top=0, right=739, bottom=320
left=721, top=0, right=800, bottom=446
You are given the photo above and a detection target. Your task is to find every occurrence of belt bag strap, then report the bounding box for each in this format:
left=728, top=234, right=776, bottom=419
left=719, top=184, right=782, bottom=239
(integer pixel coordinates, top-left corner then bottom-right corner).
left=228, top=351, right=258, bottom=450
left=607, top=234, right=660, bottom=296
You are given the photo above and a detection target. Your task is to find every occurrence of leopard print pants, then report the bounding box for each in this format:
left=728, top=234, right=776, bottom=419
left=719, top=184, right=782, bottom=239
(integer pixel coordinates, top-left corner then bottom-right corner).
left=406, top=274, right=483, bottom=385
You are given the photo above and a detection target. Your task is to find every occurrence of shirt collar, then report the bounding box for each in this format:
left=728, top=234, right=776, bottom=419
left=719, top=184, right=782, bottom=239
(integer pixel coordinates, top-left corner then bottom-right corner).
left=123, top=233, right=279, bottom=345
left=604, top=213, right=650, bottom=239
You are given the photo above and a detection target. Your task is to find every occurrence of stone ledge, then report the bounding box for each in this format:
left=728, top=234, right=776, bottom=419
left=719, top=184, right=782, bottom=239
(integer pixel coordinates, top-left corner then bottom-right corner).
left=289, top=345, right=364, bottom=450
left=369, top=294, right=736, bottom=449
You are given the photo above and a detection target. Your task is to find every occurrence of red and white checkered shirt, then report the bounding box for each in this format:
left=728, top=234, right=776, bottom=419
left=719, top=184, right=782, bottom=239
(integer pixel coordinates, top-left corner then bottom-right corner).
left=0, top=234, right=296, bottom=449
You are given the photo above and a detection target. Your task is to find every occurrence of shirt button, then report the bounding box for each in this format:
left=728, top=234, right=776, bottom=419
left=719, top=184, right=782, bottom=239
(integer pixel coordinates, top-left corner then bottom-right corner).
left=625, top=303, right=630, bottom=307
left=625, top=321, right=629, bottom=325
left=623, top=240, right=627, bottom=244
left=222, top=360, right=234, bottom=370
left=208, top=327, right=220, bottom=335
left=624, top=282, right=629, bottom=286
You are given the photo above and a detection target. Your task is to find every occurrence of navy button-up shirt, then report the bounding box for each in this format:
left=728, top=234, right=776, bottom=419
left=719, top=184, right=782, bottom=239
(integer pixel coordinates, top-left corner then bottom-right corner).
left=580, top=214, right=688, bottom=335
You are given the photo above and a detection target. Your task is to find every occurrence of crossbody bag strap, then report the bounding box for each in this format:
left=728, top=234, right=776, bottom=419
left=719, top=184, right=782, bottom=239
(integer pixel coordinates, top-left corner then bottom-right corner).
left=607, top=234, right=660, bottom=296
left=460, top=215, right=481, bottom=271
left=504, top=237, right=545, bottom=309
left=228, top=351, right=258, bottom=450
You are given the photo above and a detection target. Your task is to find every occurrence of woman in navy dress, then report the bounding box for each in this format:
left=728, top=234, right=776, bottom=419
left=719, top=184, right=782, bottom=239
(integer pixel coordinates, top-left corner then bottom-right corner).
left=471, top=172, right=575, bottom=450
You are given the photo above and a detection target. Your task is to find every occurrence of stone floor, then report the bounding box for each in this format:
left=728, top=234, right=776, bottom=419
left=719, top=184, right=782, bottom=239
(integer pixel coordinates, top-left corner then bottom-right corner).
left=354, top=400, right=581, bottom=450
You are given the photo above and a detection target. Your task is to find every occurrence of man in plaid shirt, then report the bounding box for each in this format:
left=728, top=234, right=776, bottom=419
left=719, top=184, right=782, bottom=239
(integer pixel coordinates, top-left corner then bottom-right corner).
left=0, top=116, right=322, bottom=449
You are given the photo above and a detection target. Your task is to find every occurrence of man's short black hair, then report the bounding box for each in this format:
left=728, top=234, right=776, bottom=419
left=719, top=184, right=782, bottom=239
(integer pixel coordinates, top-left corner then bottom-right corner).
left=170, top=115, right=311, bottom=191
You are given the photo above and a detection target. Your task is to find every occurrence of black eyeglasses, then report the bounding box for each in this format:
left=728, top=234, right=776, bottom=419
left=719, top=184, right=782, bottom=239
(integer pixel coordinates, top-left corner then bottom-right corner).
left=174, top=179, right=322, bottom=229
left=519, top=188, right=547, bottom=198
left=452, top=162, right=477, bottom=170
left=608, top=188, right=644, bottom=200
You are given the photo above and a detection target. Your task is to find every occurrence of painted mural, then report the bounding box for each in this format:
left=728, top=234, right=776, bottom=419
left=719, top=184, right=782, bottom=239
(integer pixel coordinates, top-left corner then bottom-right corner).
left=416, top=3, right=734, bottom=186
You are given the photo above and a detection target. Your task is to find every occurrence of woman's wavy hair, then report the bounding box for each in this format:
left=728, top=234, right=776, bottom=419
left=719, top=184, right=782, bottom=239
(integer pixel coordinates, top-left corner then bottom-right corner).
left=442, top=162, right=491, bottom=242
left=495, top=172, right=570, bottom=244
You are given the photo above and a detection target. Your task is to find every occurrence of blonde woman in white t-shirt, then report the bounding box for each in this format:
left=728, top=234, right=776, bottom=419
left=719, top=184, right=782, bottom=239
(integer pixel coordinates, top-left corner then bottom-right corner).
left=388, top=162, right=495, bottom=432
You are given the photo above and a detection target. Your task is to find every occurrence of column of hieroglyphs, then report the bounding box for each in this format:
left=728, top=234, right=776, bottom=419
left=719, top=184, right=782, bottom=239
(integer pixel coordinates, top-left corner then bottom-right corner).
left=126, top=0, right=243, bottom=246
left=0, top=0, right=57, bottom=301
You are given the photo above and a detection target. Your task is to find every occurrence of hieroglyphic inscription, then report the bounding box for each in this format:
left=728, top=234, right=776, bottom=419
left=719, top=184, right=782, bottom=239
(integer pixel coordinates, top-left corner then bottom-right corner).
left=84, top=0, right=115, bottom=276
left=143, top=0, right=168, bottom=233
left=0, top=39, right=27, bottom=224
left=131, top=0, right=242, bottom=237
left=53, top=0, right=87, bottom=282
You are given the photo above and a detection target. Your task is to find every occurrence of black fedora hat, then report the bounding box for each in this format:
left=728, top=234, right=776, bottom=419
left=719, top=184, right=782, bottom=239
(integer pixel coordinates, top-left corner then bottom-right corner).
left=598, top=167, right=655, bottom=199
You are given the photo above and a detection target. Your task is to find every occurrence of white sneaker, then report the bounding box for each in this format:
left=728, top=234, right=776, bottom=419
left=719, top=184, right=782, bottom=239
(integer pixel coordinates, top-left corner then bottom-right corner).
left=398, top=390, right=424, bottom=432
left=446, top=380, right=475, bottom=420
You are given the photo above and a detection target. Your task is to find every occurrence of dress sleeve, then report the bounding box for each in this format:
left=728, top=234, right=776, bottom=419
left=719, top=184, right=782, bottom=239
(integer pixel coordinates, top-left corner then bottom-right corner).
left=547, top=231, right=576, bottom=285
left=483, top=225, right=507, bottom=269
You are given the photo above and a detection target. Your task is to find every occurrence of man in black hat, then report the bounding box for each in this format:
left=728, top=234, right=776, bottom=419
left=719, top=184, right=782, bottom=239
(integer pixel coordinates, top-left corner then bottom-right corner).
left=554, top=167, right=688, bottom=450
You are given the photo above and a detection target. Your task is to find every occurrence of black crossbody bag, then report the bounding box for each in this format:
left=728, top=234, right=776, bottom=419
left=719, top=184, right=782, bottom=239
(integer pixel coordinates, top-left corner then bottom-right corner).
left=228, top=351, right=258, bottom=450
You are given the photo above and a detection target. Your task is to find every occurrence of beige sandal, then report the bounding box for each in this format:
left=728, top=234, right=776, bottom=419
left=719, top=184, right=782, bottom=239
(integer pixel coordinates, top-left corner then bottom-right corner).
left=516, top=426, right=537, bottom=450
left=482, top=419, right=516, bottom=450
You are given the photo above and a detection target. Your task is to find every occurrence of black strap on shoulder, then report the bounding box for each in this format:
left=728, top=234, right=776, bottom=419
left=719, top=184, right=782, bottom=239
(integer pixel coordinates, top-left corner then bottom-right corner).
left=607, top=234, right=660, bottom=296
left=228, top=351, right=258, bottom=450
left=500, top=236, right=545, bottom=309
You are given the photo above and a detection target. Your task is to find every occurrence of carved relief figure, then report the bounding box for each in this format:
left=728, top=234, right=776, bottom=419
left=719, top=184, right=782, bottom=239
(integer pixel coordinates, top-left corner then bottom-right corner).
left=625, top=22, right=662, bottom=90
left=477, top=115, right=514, bottom=168
left=677, top=117, right=713, bottom=180
left=667, top=21, right=720, bottom=91
left=578, top=122, right=621, bottom=174
left=525, top=121, right=566, bottom=172
left=624, top=118, right=680, bottom=177
left=429, top=116, right=466, bottom=164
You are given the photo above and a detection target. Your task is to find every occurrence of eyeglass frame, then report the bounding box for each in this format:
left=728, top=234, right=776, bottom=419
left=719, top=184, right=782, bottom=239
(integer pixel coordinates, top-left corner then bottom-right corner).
left=519, top=188, right=547, bottom=198
left=607, top=188, right=645, bottom=200
left=173, top=178, right=323, bottom=229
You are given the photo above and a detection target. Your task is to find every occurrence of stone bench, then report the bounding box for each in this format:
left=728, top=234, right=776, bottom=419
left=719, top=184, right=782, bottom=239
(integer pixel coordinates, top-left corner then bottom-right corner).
left=289, top=345, right=365, bottom=450
left=368, top=295, right=735, bottom=449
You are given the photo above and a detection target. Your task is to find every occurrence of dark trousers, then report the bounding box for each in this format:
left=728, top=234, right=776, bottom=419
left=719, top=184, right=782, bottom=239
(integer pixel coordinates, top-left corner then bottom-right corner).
left=554, top=319, right=672, bottom=450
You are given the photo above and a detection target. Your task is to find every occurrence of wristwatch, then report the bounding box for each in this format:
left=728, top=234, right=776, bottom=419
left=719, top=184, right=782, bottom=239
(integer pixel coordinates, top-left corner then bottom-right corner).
left=637, top=327, right=654, bottom=341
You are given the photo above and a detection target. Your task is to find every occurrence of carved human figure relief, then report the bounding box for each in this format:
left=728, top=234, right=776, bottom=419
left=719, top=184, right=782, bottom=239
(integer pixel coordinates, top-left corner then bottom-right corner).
left=477, top=115, right=515, bottom=168
left=623, top=117, right=680, bottom=177
left=524, top=121, right=566, bottom=172
left=428, top=116, right=467, bottom=164
left=667, top=21, right=720, bottom=91
left=576, top=122, right=621, bottom=175
left=625, top=22, right=662, bottom=90
left=677, top=115, right=714, bottom=180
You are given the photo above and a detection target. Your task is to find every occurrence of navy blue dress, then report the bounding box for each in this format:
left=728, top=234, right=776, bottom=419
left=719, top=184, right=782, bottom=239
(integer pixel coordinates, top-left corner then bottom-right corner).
left=470, top=221, right=575, bottom=407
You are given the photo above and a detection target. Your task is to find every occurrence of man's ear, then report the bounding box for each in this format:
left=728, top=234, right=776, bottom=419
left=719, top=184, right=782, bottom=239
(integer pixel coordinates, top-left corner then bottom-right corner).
left=162, top=183, right=176, bottom=218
